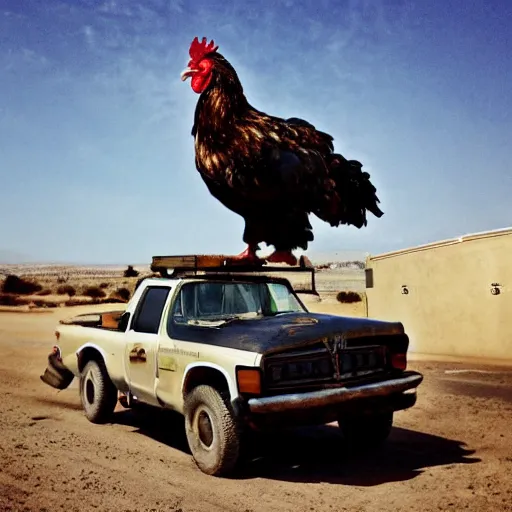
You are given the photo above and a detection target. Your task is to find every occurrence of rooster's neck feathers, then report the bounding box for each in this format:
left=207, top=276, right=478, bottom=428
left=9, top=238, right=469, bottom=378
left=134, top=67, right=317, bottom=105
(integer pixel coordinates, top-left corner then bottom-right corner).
left=191, top=53, right=249, bottom=137
left=191, top=52, right=335, bottom=185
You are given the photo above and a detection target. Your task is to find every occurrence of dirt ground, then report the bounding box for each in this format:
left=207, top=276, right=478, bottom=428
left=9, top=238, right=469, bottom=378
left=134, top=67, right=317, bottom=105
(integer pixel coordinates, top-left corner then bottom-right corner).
left=1, top=306, right=511, bottom=512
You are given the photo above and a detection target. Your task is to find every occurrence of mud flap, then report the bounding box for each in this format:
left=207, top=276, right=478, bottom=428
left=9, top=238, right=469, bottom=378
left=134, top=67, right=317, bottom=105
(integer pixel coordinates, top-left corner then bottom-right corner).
left=40, top=353, right=75, bottom=390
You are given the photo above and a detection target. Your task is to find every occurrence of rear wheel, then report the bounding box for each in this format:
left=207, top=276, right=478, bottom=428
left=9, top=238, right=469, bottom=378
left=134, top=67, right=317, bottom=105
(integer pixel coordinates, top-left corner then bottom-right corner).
left=79, top=359, right=118, bottom=424
left=184, top=385, right=241, bottom=477
left=338, top=412, right=393, bottom=447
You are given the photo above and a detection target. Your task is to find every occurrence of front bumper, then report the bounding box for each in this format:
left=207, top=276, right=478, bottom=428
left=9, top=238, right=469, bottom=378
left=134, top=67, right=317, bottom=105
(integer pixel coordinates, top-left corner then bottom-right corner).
left=247, top=371, right=423, bottom=415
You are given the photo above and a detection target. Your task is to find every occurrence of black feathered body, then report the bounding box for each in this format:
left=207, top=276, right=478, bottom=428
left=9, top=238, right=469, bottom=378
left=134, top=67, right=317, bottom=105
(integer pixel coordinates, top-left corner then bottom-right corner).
left=191, top=52, right=383, bottom=251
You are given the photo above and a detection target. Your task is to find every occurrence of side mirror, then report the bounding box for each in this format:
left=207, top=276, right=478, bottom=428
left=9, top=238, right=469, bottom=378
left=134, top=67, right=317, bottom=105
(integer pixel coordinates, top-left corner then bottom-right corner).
left=118, top=312, right=131, bottom=332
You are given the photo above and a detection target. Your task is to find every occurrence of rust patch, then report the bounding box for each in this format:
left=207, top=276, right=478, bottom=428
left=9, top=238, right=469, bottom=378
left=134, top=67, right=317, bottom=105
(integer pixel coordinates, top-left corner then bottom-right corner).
left=291, top=316, right=319, bottom=325
left=129, top=345, right=147, bottom=364
left=281, top=317, right=319, bottom=335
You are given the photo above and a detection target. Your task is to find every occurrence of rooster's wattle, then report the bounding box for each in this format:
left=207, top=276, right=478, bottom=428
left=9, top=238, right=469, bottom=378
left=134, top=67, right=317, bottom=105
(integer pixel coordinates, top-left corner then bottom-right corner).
left=181, top=37, right=384, bottom=266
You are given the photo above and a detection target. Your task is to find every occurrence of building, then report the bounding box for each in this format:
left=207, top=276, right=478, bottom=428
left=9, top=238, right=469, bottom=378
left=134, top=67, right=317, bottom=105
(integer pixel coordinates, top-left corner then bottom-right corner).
left=365, top=227, right=512, bottom=361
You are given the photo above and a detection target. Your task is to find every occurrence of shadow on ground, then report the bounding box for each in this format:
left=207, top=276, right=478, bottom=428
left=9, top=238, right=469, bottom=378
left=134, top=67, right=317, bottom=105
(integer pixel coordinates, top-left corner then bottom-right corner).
left=242, top=424, right=480, bottom=485
left=110, top=406, right=480, bottom=485
left=113, top=407, right=191, bottom=454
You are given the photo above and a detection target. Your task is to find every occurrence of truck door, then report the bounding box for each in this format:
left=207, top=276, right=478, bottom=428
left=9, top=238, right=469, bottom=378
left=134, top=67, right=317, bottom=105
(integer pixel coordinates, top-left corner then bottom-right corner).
left=124, top=285, right=171, bottom=406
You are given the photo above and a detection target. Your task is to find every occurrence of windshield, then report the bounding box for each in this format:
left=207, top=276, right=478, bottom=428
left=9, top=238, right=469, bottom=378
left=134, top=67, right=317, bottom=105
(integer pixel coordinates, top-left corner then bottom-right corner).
left=170, top=281, right=305, bottom=325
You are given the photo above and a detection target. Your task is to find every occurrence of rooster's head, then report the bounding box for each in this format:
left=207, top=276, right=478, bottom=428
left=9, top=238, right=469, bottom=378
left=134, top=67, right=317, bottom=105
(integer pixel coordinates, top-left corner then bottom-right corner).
left=181, top=37, right=239, bottom=94
left=180, top=37, right=219, bottom=93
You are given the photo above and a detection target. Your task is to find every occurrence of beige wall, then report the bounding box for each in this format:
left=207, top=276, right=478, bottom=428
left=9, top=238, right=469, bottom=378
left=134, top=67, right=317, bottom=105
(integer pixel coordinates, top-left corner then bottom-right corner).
left=365, top=229, right=512, bottom=361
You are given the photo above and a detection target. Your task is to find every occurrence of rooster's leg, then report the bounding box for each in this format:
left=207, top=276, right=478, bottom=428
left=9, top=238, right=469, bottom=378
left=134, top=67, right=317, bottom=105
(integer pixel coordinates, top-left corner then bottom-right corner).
left=230, top=244, right=263, bottom=265
left=266, top=250, right=298, bottom=266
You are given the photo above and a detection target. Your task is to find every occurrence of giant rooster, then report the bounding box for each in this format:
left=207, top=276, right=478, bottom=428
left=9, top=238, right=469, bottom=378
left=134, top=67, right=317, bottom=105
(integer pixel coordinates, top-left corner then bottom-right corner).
left=181, top=37, right=384, bottom=266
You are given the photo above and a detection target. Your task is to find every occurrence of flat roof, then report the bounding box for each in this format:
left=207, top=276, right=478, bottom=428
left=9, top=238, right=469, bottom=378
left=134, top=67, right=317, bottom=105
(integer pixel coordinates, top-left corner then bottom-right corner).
left=368, top=226, right=512, bottom=261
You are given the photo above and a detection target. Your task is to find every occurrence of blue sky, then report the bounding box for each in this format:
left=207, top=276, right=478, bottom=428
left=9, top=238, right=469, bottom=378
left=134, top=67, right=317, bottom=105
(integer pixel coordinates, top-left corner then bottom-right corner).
left=0, top=0, right=510, bottom=264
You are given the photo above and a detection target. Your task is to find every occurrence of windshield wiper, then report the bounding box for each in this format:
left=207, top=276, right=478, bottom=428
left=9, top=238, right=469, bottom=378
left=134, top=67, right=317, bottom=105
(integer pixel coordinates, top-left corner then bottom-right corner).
left=266, top=310, right=300, bottom=316
left=187, top=313, right=260, bottom=327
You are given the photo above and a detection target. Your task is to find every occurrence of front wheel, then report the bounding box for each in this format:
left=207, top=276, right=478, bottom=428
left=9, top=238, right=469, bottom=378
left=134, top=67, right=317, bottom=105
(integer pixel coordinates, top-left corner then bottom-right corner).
left=184, top=385, right=241, bottom=477
left=338, top=411, right=393, bottom=448
left=79, top=359, right=118, bottom=424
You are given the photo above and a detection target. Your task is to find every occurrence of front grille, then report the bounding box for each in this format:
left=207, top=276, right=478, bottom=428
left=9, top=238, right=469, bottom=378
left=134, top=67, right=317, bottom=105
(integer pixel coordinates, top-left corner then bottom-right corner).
left=265, top=346, right=334, bottom=388
left=262, top=333, right=407, bottom=392
left=338, top=345, right=386, bottom=377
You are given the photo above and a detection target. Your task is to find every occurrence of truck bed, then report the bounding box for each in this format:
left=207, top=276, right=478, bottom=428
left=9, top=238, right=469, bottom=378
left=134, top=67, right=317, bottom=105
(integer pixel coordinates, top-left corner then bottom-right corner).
left=59, top=310, right=125, bottom=331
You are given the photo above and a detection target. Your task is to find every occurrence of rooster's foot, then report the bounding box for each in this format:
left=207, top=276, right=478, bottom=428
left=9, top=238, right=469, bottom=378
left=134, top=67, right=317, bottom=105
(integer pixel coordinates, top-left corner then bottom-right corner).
left=266, top=250, right=298, bottom=266
left=228, top=245, right=264, bottom=266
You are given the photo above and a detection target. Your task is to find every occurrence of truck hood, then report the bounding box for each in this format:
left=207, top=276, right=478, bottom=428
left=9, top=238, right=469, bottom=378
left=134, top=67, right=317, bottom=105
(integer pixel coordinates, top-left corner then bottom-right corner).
left=169, top=312, right=405, bottom=355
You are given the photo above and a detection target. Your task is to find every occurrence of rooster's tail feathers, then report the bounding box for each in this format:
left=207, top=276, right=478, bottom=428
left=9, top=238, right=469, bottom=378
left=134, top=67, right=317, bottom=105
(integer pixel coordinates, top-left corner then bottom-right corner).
left=314, top=154, right=383, bottom=229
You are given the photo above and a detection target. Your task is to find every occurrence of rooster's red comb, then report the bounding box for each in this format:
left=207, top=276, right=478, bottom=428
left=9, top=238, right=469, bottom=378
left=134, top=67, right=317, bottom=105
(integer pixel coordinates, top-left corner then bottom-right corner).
left=189, top=37, right=219, bottom=63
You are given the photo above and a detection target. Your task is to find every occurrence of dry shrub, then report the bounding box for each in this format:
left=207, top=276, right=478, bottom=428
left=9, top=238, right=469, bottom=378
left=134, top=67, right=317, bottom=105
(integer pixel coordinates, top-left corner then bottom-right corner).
left=0, top=293, right=61, bottom=308
left=102, top=297, right=126, bottom=304
left=2, top=275, right=42, bottom=295
left=57, top=285, right=77, bottom=297
left=336, top=291, right=362, bottom=303
left=65, top=296, right=124, bottom=306
left=83, top=286, right=106, bottom=299
left=0, top=294, right=31, bottom=306
left=99, top=282, right=109, bottom=289
left=117, top=287, right=131, bottom=301
left=36, top=289, right=52, bottom=296
left=123, top=265, right=139, bottom=278
left=65, top=298, right=92, bottom=307
left=30, top=299, right=59, bottom=308
left=109, top=287, right=131, bottom=303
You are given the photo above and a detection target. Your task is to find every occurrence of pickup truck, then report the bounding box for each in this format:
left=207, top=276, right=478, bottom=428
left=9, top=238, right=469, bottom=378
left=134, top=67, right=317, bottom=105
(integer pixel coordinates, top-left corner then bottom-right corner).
left=40, top=261, right=423, bottom=477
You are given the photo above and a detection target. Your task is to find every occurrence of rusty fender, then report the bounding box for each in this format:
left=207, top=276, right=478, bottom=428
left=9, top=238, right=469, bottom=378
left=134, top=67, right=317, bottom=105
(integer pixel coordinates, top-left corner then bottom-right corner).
left=247, top=371, right=423, bottom=414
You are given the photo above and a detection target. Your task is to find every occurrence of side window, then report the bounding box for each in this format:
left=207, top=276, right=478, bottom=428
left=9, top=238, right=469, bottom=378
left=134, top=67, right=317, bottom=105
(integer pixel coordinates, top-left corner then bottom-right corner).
left=131, top=287, right=170, bottom=334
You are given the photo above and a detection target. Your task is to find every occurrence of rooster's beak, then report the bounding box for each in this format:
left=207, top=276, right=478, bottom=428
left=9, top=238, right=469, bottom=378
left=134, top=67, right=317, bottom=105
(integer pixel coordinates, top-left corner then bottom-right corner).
left=180, top=68, right=196, bottom=81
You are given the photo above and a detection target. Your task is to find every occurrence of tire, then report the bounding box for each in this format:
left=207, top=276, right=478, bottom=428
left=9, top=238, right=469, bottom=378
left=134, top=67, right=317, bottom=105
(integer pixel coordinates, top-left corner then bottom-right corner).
left=338, top=411, right=393, bottom=448
left=79, top=359, right=118, bottom=424
left=184, top=385, right=240, bottom=477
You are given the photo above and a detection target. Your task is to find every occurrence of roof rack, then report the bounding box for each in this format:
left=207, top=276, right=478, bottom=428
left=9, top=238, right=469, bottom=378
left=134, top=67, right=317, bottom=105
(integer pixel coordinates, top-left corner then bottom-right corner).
left=150, top=254, right=318, bottom=294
